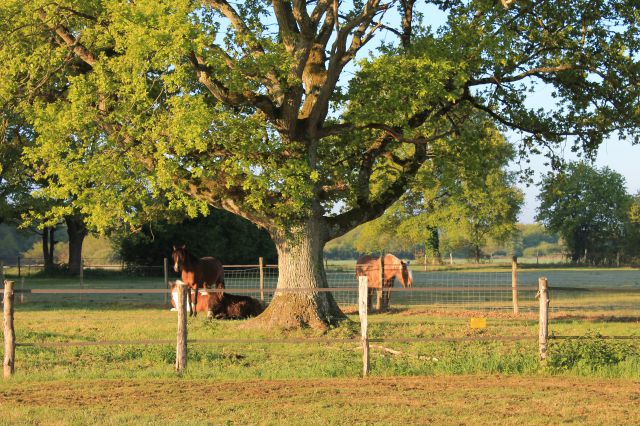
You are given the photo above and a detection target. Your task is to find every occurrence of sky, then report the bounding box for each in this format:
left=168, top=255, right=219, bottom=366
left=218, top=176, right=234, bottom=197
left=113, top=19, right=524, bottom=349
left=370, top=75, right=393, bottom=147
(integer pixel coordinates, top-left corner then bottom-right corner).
left=515, top=138, right=640, bottom=223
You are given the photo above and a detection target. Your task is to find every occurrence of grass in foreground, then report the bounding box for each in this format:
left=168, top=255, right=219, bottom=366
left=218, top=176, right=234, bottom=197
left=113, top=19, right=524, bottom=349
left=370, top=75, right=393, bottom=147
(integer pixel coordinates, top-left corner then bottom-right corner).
left=4, top=304, right=639, bottom=382
left=0, top=375, right=639, bottom=425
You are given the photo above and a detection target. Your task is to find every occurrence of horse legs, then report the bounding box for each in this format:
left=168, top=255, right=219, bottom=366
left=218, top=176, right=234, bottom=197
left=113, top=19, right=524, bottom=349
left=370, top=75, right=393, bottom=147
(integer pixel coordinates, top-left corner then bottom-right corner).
left=192, top=287, right=199, bottom=317
left=382, top=288, right=391, bottom=311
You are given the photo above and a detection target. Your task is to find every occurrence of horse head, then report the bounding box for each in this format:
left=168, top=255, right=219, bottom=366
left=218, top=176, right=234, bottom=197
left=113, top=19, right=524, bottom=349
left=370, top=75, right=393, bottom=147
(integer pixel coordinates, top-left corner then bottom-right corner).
left=400, top=260, right=413, bottom=288
left=171, top=245, right=187, bottom=273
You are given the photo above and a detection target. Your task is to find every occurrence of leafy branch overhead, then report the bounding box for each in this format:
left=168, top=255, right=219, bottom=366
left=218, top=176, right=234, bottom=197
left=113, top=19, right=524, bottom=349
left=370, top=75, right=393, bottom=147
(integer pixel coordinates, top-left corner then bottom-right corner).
left=1, top=0, right=638, bottom=241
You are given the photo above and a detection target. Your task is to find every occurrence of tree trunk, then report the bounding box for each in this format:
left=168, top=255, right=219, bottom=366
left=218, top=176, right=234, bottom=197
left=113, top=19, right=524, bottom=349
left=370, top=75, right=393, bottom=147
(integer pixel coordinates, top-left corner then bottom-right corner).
left=250, top=218, right=346, bottom=330
left=42, top=226, right=49, bottom=266
left=42, top=227, right=56, bottom=271
left=427, top=227, right=442, bottom=265
left=65, top=215, right=88, bottom=276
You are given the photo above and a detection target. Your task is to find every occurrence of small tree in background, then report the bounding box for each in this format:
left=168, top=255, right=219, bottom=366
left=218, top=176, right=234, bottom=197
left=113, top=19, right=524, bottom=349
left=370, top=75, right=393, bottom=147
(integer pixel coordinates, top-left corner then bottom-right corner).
left=624, top=192, right=640, bottom=262
left=537, top=163, right=631, bottom=265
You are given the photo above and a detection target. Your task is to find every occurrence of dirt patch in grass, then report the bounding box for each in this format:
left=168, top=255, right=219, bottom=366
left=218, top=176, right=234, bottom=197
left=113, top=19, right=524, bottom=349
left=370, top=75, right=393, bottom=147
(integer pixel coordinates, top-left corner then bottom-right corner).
left=1, top=375, right=638, bottom=425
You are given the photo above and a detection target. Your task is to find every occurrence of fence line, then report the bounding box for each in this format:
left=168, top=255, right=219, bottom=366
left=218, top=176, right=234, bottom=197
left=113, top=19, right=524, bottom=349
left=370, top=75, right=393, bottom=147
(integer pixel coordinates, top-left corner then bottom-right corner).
left=14, top=335, right=539, bottom=349
left=1, top=286, right=544, bottom=295
left=3, top=277, right=639, bottom=379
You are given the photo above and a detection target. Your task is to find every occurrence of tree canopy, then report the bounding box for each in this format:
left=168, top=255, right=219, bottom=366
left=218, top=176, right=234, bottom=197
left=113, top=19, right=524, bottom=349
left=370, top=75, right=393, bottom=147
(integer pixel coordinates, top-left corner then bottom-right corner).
left=352, top=116, right=523, bottom=263
left=1, top=0, right=639, bottom=327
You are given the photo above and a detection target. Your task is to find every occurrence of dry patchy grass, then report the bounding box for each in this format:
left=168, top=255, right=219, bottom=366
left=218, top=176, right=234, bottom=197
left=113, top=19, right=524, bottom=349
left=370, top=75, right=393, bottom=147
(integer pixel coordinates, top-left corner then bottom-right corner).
left=0, top=375, right=638, bottom=425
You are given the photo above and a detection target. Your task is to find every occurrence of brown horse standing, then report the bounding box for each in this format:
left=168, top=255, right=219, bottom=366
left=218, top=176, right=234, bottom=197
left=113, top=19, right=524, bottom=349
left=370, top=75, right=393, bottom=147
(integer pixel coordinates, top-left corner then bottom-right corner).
left=171, top=245, right=225, bottom=316
left=355, top=254, right=413, bottom=311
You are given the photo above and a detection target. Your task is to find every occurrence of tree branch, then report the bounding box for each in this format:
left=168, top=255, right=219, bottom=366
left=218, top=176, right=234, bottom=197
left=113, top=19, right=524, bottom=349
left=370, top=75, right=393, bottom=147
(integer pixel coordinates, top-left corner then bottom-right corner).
left=204, top=0, right=266, bottom=56
left=37, top=9, right=96, bottom=67
left=188, top=52, right=279, bottom=121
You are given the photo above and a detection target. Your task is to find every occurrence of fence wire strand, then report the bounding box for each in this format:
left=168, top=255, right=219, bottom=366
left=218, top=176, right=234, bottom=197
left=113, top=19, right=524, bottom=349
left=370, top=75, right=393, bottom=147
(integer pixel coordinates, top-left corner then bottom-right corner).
left=2, top=263, right=640, bottom=315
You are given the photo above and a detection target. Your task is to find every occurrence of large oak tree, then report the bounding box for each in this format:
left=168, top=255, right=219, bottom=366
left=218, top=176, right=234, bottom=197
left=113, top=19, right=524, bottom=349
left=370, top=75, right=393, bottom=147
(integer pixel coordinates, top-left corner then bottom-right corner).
left=1, top=0, right=639, bottom=328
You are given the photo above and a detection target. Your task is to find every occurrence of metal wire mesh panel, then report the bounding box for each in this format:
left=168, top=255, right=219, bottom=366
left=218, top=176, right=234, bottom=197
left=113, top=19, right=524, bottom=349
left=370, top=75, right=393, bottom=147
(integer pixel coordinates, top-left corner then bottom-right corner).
left=340, top=264, right=534, bottom=312
left=5, top=262, right=639, bottom=316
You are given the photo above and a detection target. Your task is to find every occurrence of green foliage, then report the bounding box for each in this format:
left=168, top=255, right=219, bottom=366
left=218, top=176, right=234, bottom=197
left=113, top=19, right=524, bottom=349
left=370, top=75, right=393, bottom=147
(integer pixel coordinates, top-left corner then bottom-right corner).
left=537, top=162, right=632, bottom=265
left=114, top=209, right=277, bottom=265
left=353, top=117, right=523, bottom=261
left=1, top=0, right=638, bottom=239
left=522, top=241, right=563, bottom=258
left=520, top=223, right=560, bottom=247
left=548, top=333, right=639, bottom=374
left=630, top=193, right=640, bottom=224
left=324, top=227, right=361, bottom=260
left=511, top=223, right=562, bottom=257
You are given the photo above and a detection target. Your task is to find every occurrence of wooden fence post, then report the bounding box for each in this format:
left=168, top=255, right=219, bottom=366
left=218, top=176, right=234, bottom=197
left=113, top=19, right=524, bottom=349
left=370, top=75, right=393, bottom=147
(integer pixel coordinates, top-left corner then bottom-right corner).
left=17, top=256, right=20, bottom=278
left=511, top=255, right=519, bottom=315
left=20, top=277, right=24, bottom=304
left=537, top=277, right=550, bottom=361
left=175, top=281, right=188, bottom=373
left=4, top=280, right=15, bottom=378
left=259, top=257, right=265, bottom=302
left=358, top=275, right=370, bottom=377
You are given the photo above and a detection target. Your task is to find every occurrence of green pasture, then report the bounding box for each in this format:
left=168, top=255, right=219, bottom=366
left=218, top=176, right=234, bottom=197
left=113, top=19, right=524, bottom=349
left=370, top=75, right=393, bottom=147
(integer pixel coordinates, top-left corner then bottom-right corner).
left=1, top=272, right=638, bottom=425
left=1, top=268, right=638, bottom=384
left=3, top=303, right=639, bottom=384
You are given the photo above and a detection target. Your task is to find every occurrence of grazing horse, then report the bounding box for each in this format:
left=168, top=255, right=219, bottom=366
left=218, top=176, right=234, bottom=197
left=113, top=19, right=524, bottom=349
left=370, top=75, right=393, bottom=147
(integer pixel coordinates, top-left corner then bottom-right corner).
left=355, top=254, right=413, bottom=311
left=171, top=245, right=225, bottom=316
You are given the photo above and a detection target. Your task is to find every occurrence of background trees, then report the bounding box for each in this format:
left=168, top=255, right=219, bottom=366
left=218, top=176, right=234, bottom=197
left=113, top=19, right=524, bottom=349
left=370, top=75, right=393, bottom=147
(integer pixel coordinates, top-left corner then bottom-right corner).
left=353, top=118, right=523, bottom=263
left=115, top=211, right=277, bottom=266
left=537, top=162, right=632, bottom=265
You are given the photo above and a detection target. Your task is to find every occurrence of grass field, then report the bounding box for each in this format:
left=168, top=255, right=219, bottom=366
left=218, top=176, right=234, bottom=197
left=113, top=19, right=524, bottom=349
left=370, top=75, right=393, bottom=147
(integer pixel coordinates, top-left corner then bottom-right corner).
left=1, top=270, right=639, bottom=424
left=1, top=375, right=639, bottom=425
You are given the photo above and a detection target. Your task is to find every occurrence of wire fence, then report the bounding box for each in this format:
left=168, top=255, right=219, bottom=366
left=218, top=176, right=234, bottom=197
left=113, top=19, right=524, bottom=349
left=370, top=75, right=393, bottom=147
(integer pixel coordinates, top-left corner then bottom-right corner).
left=1, top=272, right=638, bottom=381
left=2, top=258, right=640, bottom=315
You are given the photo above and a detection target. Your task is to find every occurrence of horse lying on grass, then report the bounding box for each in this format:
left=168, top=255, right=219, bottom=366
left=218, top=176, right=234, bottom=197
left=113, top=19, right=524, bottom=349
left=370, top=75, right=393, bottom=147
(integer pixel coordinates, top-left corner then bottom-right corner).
left=171, top=245, right=225, bottom=316
left=169, top=280, right=264, bottom=320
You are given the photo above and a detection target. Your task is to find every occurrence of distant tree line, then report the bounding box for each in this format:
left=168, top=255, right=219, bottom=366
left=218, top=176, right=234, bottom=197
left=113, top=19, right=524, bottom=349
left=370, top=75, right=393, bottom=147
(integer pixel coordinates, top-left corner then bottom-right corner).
left=324, top=222, right=561, bottom=262
left=0, top=210, right=277, bottom=270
